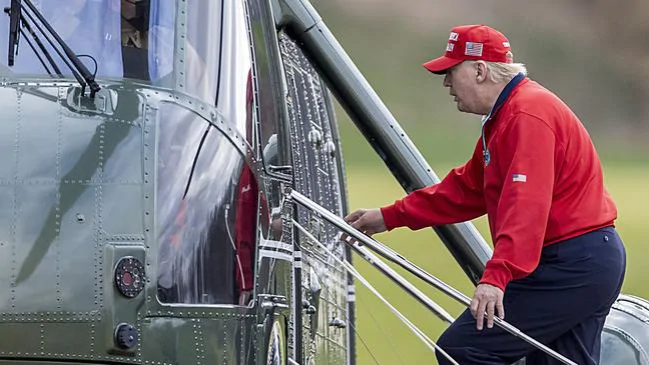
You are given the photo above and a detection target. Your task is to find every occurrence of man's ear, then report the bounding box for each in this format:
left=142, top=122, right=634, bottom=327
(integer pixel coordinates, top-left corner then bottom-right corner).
left=475, top=61, right=489, bottom=84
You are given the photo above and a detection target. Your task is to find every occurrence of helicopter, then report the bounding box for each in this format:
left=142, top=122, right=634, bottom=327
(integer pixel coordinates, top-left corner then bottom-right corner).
left=0, top=0, right=647, bottom=364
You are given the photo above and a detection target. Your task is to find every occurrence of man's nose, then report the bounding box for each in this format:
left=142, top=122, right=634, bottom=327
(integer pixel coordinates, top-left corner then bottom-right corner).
left=443, top=73, right=451, bottom=87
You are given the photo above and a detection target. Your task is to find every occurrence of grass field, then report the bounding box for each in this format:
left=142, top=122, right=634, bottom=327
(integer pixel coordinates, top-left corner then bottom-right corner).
left=345, top=163, right=649, bottom=364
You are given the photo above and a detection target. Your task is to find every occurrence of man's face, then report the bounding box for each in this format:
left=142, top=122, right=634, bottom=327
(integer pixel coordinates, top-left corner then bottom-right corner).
left=443, top=61, right=480, bottom=114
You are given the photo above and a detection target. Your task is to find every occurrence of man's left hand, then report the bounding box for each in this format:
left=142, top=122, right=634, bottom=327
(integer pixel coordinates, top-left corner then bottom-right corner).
left=470, top=283, right=504, bottom=330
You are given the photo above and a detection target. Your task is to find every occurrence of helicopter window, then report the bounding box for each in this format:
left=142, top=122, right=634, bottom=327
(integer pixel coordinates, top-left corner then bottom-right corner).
left=121, top=0, right=175, bottom=84
left=0, top=0, right=161, bottom=81
left=120, top=0, right=151, bottom=80
left=122, top=0, right=253, bottom=137
left=155, top=103, right=260, bottom=306
left=0, top=0, right=124, bottom=78
left=123, top=0, right=254, bottom=128
left=0, top=0, right=171, bottom=83
left=0, top=0, right=251, bottom=127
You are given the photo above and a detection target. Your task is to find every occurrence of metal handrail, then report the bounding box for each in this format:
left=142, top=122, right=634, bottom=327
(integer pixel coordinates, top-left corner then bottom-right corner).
left=290, top=189, right=577, bottom=365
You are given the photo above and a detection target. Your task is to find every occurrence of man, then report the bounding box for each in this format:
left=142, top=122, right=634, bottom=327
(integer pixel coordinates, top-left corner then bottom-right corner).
left=344, top=24, right=626, bottom=364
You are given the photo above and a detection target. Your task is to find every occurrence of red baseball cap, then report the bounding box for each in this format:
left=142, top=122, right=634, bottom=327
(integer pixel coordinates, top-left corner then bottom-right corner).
left=423, top=24, right=513, bottom=74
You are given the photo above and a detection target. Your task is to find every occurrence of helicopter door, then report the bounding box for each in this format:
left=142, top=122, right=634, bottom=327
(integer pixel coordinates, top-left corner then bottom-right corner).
left=277, top=32, right=350, bottom=365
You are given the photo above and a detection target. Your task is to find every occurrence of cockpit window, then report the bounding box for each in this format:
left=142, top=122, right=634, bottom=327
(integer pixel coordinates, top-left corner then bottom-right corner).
left=0, top=0, right=162, bottom=80
left=0, top=0, right=124, bottom=78
left=0, top=1, right=251, bottom=110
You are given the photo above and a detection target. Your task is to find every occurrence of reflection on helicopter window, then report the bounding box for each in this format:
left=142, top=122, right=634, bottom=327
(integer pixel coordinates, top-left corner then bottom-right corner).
left=156, top=103, right=261, bottom=306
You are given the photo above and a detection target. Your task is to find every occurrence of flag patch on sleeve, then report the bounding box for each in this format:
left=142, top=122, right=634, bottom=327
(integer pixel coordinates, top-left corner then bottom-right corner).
left=512, top=174, right=527, bottom=182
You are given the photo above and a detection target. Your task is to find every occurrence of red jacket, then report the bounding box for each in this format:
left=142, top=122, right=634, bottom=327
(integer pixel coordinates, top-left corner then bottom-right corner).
left=380, top=77, right=617, bottom=291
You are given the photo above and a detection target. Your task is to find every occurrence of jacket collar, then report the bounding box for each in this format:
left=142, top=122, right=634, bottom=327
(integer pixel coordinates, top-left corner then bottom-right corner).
left=481, top=72, right=527, bottom=126
left=480, top=73, right=527, bottom=166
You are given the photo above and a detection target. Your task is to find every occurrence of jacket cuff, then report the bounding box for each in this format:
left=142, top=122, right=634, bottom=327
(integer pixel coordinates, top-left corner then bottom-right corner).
left=380, top=203, right=402, bottom=231
left=479, top=261, right=513, bottom=292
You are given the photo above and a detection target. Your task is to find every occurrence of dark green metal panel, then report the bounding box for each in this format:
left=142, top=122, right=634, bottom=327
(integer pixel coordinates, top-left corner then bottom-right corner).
left=0, top=82, right=148, bottom=363
left=140, top=315, right=259, bottom=365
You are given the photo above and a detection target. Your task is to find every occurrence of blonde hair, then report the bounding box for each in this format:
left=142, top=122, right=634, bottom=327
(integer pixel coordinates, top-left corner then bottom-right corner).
left=481, top=61, right=528, bottom=83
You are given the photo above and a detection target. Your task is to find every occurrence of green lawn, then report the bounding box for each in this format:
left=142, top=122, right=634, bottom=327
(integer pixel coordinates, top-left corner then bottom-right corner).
left=346, top=164, right=649, bottom=364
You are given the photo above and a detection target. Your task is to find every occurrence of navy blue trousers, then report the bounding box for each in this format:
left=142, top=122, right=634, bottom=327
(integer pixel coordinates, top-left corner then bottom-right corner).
left=436, top=226, right=626, bottom=365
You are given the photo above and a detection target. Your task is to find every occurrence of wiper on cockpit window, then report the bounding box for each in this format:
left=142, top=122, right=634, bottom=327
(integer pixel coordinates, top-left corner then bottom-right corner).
left=4, top=4, right=62, bottom=76
left=7, top=0, right=20, bottom=67
left=4, top=0, right=101, bottom=98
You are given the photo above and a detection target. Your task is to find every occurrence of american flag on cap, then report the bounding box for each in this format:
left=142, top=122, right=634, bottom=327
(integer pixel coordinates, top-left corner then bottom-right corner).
left=465, top=42, right=484, bottom=57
